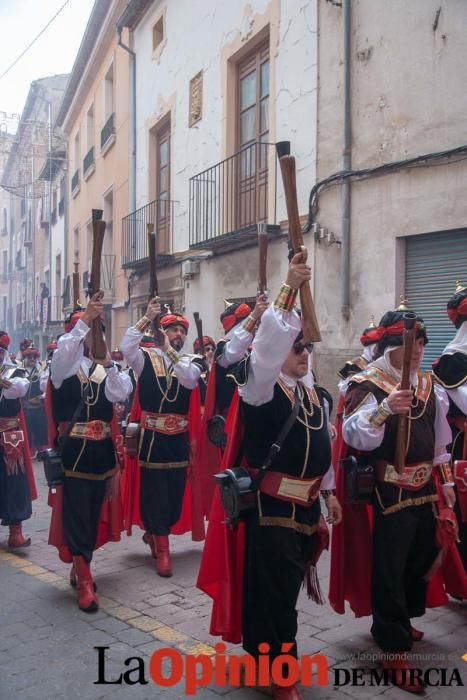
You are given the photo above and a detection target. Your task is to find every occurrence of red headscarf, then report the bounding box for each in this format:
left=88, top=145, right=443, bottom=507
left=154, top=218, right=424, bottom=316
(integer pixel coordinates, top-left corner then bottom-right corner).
left=220, top=303, right=251, bottom=333
left=193, top=336, right=215, bottom=353
left=0, top=332, right=10, bottom=350
left=64, top=310, right=85, bottom=333
left=23, top=346, right=40, bottom=359
left=447, top=297, right=467, bottom=327
left=160, top=313, right=189, bottom=332
left=111, top=349, right=124, bottom=361
left=46, top=341, right=58, bottom=352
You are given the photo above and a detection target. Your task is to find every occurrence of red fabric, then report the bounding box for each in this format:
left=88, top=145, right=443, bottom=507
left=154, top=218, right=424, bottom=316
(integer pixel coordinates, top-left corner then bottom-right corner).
left=44, top=379, right=124, bottom=559
left=160, top=314, right=189, bottom=331
left=64, top=311, right=84, bottom=333
left=221, top=304, right=250, bottom=332
left=23, top=347, right=40, bottom=358
left=193, top=336, right=215, bottom=354
left=18, top=408, right=38, bottom=501
left=359, top=328, right=380, bottom=346
left=120, top=382, right=205, bottom=541
left=192, top=364, right=224, bottom=518
left=46, top=342, right=57, bottom=352
left=447, top=297, right=467, bottom=326
left=196, top=391, right=245, bottom=643
left=0, top=333, right=10, bottom=349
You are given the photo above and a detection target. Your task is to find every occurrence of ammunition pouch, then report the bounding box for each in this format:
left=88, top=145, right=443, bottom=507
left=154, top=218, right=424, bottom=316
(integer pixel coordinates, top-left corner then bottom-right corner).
left=38, top=447, right=64, bottom=487
left=341, top=454, right=375, bottom=504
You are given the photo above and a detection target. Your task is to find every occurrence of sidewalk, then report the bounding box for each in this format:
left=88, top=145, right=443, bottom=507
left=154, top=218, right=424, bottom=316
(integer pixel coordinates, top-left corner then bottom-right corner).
left=0, top=461, right=465, bottom=699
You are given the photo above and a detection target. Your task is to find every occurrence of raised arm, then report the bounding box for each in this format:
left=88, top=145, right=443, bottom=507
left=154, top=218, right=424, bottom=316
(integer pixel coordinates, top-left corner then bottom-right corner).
left=120, top=298, right=161, bottom=376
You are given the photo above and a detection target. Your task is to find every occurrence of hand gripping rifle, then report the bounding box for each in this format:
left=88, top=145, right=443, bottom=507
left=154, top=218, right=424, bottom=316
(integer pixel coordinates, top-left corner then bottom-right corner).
left=147, top=224, right=165, bottom=346
left=193, top=311, right=210, bottom=379
left=88, top=209, right=107, bottom=361
left=276, top=141, right=321, bottom=342
left=393, top=312, right=417, bottom=474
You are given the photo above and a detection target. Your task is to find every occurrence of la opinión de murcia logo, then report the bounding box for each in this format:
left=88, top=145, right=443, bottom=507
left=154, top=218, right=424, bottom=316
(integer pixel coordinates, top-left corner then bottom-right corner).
left=94, top=645, right=465, bottom=695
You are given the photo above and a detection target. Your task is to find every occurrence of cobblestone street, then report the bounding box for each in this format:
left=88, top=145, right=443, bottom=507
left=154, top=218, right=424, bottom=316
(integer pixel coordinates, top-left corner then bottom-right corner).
left=0, top=462, right=465, bottom=699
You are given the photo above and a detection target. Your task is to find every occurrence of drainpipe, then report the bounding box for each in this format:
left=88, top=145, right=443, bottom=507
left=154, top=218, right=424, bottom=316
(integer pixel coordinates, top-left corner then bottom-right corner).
left=117, top=27, right=136, bottom=214
left=341, top=0, right=351, bottom=320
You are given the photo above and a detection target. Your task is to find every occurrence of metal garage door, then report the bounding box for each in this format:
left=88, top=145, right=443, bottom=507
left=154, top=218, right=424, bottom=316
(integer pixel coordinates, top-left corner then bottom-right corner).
left=405, top=229, right=467, bottom=369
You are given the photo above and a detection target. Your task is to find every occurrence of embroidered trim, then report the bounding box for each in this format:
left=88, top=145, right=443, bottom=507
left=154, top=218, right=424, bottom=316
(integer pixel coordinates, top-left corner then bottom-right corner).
left=259, top=516, right=319, bottom=535
left=63, top=467, right=117, bottom=481
left=350, top=366, right=432, bottom=403
left=432, top=370, right=467, bottom=390
left=139, top=460, right=188, bottom=470
left=375, top=486, right=438, bottom=515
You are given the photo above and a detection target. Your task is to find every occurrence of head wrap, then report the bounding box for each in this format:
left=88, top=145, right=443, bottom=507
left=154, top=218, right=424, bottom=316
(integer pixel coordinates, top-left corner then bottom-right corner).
left=111, top=349, right=124, bottom=361
left=0, top=332, right=10, bottom=350
left=160, top=313, right=189, bottom=332
left=19, top=338, right=32, bottom=352
left=447, top=285, right=467, bottom=329
left=64, top=310, right=85, bottom=333
left=140, top=335, right=156, bottom=348
left=46, top=341, right=58, bottom=353
left=23, top=345, right=40, bottom=359
left=374, top=309, right=428, bottom=356
left=193, top=336, right=215, bottom=354
left=220, top=303, right=251, bottom=333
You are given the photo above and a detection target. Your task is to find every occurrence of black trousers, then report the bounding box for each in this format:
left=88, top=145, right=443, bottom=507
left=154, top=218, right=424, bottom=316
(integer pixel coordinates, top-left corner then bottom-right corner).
left=0, top=457, right=32, bottom=525
left=242, top=515, right=314, bottom=662
left=62, top=475, right=107, bottom=563
left=140, top=466, right=187, bottom=536
left=24, top=406, right=48, bottom=450
left=371, top=501, right=437, bottom=652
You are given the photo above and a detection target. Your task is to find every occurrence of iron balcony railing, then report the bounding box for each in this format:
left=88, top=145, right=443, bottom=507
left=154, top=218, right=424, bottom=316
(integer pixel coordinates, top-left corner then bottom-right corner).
left=101, top=113, right=115, bottom=150
left=121, top=199, right=175, bottom=268
left=83, top=146, right=95, bottom=174
left=71, top=169, right=80, bottom=193
left=49, top=295, right=63, bottom=323
left=82, top=255, right=116, bottom=297
left=189, top=141, right=277, bottom=248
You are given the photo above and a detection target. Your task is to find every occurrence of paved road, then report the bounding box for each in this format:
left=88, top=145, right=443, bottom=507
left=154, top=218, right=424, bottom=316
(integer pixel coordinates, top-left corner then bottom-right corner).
left=0, top=461, right=465, bottom=699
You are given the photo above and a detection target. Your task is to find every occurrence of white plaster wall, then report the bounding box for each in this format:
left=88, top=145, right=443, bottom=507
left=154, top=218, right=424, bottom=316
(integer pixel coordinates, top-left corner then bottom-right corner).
left=50, top=214, right=65, bottom=316
left=133, top=0, right=318, bottom=250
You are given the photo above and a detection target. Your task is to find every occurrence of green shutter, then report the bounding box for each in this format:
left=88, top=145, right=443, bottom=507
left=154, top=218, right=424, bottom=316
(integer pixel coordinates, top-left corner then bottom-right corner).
left=405, top=229, right=467, bottom=369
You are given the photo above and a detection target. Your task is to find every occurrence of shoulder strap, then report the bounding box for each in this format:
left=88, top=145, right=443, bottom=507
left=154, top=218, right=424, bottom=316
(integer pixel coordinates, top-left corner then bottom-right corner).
left=250, top=387, right=300, bottom=491
left=58, top=364, right=95, bottom=451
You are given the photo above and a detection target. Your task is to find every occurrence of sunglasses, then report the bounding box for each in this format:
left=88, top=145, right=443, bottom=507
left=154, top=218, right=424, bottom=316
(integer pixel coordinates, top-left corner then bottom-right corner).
left=204, top=345, right=215, bottom=352
left=293, top=341, right=314, bottom=355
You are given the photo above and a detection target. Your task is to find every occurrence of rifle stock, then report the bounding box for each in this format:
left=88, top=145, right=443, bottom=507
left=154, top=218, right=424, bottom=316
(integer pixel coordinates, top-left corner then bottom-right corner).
left=393, top=313, right=417, bottom=474
left=147, top=224, right=164, bottom=346
left=72, top=264, right=80, bottom=308
left=89, top=211, right=107, bottom=360
left=258, top=225, right=268, bottom=296
left=276, top=142, right=321, bottom=342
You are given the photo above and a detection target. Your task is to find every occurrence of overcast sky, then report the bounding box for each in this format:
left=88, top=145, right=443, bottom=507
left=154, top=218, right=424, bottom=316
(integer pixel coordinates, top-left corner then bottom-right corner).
left=0, top=0, right=95, bottom=132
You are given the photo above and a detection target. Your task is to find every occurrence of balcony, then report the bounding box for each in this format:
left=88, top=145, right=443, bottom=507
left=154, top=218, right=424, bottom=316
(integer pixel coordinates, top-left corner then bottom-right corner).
left=101, top=113, right=115, bottom=155
left=15, top=250, right=25, bottom=270
left=83, top=255, right=116, bottom=301
left=121, top=199, right=175, bottom=269
left=83, top=146, right=95, bottom=180
left=189, top=141, right=279, bottom=252
left=71, top=169, right=80, bottom=197
left=58, top=198, right=65, bottom=217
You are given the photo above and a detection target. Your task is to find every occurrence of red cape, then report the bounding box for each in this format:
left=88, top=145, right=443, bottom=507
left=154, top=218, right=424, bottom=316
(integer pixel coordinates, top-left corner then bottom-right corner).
left=19, top=407, right=38, bottom=501
left=196, top=390, right=245, bottom=643
left=120, top=382, right=205, bottom=541
left=44, top=378, right=124, bottom=562
left=192, top=364, right=223, bottom=518
left=329, top=394, right=467, bottom=615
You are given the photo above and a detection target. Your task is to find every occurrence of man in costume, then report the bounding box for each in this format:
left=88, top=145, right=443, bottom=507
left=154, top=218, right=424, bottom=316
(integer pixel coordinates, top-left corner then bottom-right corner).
left=22, top=344, right=48, bottom=458
left=193, top=336, right=215, bottom=372
left=198, top=255, right=341, bottom=700
left=49, top=293, right=132, bottom=612
left=432, top=282, right=467, bottom=570
left=341, top=304, right=457, bottom=693
left=0, top=331, right=37, bottom=548
left=120, top=299, right=205, bottom=577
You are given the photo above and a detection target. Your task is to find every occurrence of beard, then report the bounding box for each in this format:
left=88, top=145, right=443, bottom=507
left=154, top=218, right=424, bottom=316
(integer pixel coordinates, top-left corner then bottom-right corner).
left=171, top=338, right=183, bottom=352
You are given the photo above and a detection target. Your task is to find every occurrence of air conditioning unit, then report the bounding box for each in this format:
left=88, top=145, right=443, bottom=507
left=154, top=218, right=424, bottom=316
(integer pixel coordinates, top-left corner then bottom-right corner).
left=181, top=259, right=200, bottom=280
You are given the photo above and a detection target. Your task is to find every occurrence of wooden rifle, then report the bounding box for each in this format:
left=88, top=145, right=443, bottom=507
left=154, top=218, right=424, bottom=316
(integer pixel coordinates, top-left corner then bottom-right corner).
left=147, top=224, right=165, bottom=346
left=88, top=209, right=107, bottom=361
left=257, top=223, right=268, bottom=297
left=276, top=141, right=321, bottom=342
left=393, top=312, right=417, bottom=474
left=72, top=262, right=80, bottom=309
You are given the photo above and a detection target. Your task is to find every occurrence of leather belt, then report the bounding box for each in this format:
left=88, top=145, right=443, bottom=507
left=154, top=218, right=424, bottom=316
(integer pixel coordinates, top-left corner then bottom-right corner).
left=141, top=411, right=188, bottom=435
left=0, top=417, right=20, bottom=433
left=249, top=468, right=322, bottom=507
left=59, top=420, right=112, bottom=441
left=376, top=460, right=433, bottom=491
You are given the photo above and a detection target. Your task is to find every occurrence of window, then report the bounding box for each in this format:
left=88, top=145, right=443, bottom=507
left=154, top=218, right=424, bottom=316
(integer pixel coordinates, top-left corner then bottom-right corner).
left=86, top=220, right=93, bottom=273
left=86, top=103, right=94, bottom=150
left=74, top=131, right=80, bottom=173
left=73, top=226, right=80, bottom=264
left=2, top=250, right=7, bottom=276
left=2, top=297, right=6, bottom=327
left=152, top=16, right=164, bottom=52
left=104, top=64, right=114, bottom=122
left=2, top=207, right=7, bottom=235
left=156, top=122, right=171, bottom=254
left=236, top=41, right=270, bottom=226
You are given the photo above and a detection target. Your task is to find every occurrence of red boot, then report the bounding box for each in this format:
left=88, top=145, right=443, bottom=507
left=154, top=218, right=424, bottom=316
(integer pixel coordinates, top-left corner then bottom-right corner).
left=70, top=562, right=97, bottom=591
left=155, top=535, right=172, bottom=577
left=271, top=683, right=303, bottom=700
left=8, top=523, right=31, bottom=548
left=142, top=532, right=157, bottom=558
left=382, top=657, right=425, bottom=694
left=410, top=625, right=424, bottom=641
left=73, top=556, right=99, bottom=612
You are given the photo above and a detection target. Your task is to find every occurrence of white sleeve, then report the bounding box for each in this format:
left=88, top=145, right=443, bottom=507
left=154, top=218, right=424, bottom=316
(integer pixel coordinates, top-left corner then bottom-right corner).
left=51, top=319, right=89, bottom=389
left=217, top=326, right=253, bottom=368
left=433, top=383, right=453, bottom=466
left=120, top=327, right=145, bottom=377
left=446, top=383, right=467, bottom=415
left=3, top=376, right=29, bottom=399
left=170, top=355, right=202, bottom=390
left=239, top=304, right=301, bottom=407
left=342, top=393, right=387, bottom=451
left=104, top=365, right=133, bottom=403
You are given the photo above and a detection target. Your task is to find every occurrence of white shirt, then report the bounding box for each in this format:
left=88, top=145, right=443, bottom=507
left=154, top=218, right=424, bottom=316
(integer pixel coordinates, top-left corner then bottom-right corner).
left=0, top=356, right=29, bottom=400
left=217, top=324, right=254, bottom=368
left=239, top=304, right=335, bottom=490
left=120, top=326, right=201, bottom=390
left=51, top=319, right=132, bottom=403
